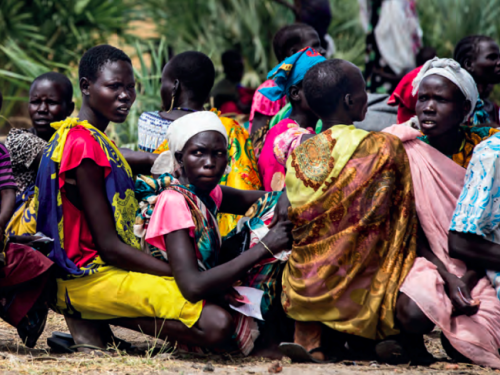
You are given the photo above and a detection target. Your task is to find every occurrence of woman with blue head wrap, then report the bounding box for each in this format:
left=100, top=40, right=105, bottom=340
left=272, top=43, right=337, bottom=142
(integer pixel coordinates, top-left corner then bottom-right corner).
left=257, top=47, right=326, bottom=192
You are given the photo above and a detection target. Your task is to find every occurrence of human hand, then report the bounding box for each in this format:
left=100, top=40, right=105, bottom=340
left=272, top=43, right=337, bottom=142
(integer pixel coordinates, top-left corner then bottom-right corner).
left=269, top=191, right=290, bottom=229
left=262, top=220, right=294, bottom=255
left=224, top=288, right=244, bottom=308
left=444, top=273, right=480, bottom=317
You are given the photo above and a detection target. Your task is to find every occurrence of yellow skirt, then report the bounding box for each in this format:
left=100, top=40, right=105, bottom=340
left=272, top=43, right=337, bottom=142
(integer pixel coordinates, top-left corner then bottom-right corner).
left=55, top=266, right=203, bottom=328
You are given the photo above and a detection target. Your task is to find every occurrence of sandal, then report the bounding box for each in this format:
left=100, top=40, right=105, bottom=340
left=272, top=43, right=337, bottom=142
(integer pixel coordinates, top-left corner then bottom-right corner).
left=47, top=338, right=114, bottom=355
left=49, top=331, right=134, bottom=352
left=278, top=342, right=339, bottom=363
left=375, top=340, right=411, bottom=365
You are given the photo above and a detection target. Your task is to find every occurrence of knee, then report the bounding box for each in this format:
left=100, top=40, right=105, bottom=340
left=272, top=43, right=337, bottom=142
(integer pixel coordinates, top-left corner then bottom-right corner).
left=200, top=306, right=234, bottom=347
left=396, top=294, right=434, bottom=335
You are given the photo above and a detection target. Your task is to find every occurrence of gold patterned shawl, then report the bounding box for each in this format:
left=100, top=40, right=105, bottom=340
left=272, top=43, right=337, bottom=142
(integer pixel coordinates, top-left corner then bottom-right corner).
left=282, top=128, right=417, bottom=340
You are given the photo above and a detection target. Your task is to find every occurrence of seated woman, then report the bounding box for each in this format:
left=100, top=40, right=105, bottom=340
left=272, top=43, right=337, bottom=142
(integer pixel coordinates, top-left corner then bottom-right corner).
left=278, top=59, right=418, bottom=364
left=6, top=73, right=74, bottom=236
left=7, top=72, right=75, bottom=195
left=389, top=36, right=500, bottom=126
left=408, top=57, right=498, bottom=168
left=6, top=72, right=155, bottom=238
left=137, top=51, right=261, bottom=237
left=0, top=121, right=53, bottom=347
left=250, top=23, right=325, bottom=154
left=454, top=35, right=500, bottom=125
left=380, top=58, right=500, bottom=368
left=257, top=47, right=325, bottom=191
left=35, top=45, right=291, bottom=353
left=135, top=110, right=293, bottom=356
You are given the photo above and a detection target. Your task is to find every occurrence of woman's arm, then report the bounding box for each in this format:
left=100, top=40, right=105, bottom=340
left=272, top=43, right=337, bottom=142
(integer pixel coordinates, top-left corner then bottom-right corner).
left=0, top=188, right=15, bottom=242
left=219, top=185, right=267, bottom=215
left=75, top=158, right=172, bottom=276
left=250, top=112, right=271, bottom=136
left=419, top=226, right=479, bottom=316
left=165, top=219, right=293, bottom=303
left=449, top=230, right=500, bottom=271
left=120, top=148, right=158, bottom=176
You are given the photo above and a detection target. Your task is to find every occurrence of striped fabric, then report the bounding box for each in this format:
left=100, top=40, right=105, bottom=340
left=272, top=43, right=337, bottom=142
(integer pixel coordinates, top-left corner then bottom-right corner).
left=0, top=144, right=16, bottom=191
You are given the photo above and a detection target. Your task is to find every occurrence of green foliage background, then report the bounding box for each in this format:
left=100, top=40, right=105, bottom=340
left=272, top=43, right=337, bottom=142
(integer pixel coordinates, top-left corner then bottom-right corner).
left=1, top=0, right=500, bottom=146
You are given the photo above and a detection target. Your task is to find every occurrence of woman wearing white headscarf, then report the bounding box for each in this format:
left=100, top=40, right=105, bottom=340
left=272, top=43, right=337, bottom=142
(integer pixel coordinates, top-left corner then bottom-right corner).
left=381, top=58, right=500, bottom=368
left=135, top=111, right=293, bottom=357
left=405, top=57, right=499, bottom=168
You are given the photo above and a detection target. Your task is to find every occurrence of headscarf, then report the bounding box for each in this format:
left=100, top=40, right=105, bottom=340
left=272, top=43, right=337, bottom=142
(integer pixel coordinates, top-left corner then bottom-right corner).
left=259, top=47, right=326, bottom=101
left=412, top=57, right=478, bottom=122
left=151, top=111, right=230, bottom=175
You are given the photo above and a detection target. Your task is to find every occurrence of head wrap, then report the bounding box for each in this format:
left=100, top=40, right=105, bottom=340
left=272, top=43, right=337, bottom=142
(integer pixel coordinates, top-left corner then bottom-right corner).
left=259, top=47, right=326, bottom=101
left=412, top=57, right=478, bottom=121
left=151, top=111, right=230, bottom=175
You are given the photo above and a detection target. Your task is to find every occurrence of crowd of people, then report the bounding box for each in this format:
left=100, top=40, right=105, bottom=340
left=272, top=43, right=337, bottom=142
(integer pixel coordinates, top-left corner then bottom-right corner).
left=1, top=19, right=500, bottom=369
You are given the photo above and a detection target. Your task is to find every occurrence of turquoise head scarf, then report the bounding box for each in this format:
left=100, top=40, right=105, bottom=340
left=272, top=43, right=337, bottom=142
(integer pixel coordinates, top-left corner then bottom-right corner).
left=259, top=47, right=326, bottom=101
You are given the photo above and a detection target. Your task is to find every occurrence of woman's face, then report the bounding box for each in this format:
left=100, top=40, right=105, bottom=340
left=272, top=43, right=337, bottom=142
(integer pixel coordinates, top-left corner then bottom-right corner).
left=416, top=75, right=468, bottom=137
left=177, top=131, right=228, bottom=193
left=86, top=60, right=136, bottom=123
left=29, top=79, right=73, bottom=139
left=469, top=40, right=500, bottom=85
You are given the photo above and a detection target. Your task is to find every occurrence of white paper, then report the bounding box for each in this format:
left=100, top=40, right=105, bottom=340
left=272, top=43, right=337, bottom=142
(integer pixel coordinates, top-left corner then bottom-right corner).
left=229, top=286, right=264, bottom=321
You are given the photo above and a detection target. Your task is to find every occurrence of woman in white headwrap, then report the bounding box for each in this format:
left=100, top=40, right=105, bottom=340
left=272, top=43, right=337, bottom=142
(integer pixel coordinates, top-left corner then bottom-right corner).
left=135, top=111, right=293, bottom=357
left=406, top=57, right=499, bottom=168
left=380, top=57, right=500, bottom=368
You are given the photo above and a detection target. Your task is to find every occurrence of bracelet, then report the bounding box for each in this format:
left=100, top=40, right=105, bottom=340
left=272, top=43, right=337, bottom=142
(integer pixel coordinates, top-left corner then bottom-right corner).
left=260, top=240, right=274, bottom=257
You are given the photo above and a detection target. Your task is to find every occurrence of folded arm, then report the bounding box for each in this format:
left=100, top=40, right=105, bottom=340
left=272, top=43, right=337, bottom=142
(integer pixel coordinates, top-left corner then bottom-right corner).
left=219, top=185, right=267, bottom=215
left=449, top=230, right=500, bottom=272
left=165, top=220, right=293, bottom=303
left=76, top=158, right=172, bottom=276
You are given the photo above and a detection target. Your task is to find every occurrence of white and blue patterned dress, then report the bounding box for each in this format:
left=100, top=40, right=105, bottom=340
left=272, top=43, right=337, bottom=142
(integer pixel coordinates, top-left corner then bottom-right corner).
left=137, top=111, right=173, bottom=153
left=450, top=133, right=500, bottom=297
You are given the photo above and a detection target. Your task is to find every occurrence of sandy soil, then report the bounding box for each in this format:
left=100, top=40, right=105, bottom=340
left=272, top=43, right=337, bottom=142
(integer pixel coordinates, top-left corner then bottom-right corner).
left=0, top=311, right=497, bottom=374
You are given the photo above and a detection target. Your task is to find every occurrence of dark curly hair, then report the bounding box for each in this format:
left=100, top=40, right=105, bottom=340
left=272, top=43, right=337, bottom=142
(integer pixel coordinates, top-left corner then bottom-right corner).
left=272, top=23, right=317, bottom=62
left=79, top=44, right=132, bottom=82
left=303, top=59, right=351, bottom=118
left=453, top=35, right=495, bottom=68
left=167, top=51, right=215, bottom=104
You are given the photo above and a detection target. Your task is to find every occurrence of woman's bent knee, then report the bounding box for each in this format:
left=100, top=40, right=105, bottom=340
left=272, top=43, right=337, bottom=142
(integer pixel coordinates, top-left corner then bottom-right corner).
left=396, top=293, right=434, bottom=334
left=198, top=305, right=234, bottom=347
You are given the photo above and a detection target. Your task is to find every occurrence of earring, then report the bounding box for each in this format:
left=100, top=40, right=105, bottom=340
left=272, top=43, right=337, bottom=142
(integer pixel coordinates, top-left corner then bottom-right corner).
left=166, top=95, right=175, bottom=113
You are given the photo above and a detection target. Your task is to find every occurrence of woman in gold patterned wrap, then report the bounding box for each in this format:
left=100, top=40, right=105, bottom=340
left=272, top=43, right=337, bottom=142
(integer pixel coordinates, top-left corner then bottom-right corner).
left=279, top=59, right=423, bottom=364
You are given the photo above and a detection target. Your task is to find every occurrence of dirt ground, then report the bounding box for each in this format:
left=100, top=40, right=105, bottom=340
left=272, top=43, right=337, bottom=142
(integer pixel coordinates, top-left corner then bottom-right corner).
left=0, top=311, right=496, bottom=375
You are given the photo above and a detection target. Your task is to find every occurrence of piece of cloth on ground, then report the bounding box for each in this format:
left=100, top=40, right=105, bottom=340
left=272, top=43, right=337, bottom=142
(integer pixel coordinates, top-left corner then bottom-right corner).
left=384, top=124, right=500, bottom=369
left=282, top=126, right=417, bottom=340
